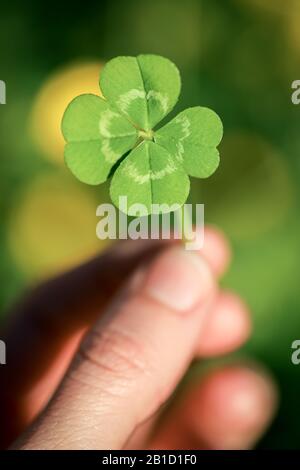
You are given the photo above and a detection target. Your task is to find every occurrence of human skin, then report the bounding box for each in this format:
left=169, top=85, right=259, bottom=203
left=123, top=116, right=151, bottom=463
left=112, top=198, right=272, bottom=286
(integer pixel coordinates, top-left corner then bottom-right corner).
left=0, top=227, right=277, bottom=450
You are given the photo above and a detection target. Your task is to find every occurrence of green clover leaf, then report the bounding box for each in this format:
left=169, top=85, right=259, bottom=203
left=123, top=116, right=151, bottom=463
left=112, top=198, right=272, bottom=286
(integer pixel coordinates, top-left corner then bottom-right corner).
left=62, top=54, right=223, bottom=214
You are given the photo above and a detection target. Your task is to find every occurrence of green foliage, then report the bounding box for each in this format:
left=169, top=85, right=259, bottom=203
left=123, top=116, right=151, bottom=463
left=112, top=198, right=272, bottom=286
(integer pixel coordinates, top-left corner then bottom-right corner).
left=62, top=54, right=223, bottom=214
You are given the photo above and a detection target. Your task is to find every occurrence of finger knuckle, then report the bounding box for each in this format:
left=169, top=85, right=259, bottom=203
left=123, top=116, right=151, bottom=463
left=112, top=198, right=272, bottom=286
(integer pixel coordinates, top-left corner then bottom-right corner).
left=73, top=326, right=157, bottom=396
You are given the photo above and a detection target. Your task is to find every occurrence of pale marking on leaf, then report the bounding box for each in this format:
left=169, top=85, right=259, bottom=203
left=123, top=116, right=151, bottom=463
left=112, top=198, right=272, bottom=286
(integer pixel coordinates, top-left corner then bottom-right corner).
left=99, top=108, right=136, bottom=143
left=117, top=89, right=169, bottom=116
left=125, top=155, right=177, bottom=184
left=101, top=139, right=120, bottom=164
left=117, top=89, right=146, bottom=114
left=174, top=115, right=191, bottom=163
left=146, top=90, right=169, bottom=114
left=99, top=109, right=121, bottom=138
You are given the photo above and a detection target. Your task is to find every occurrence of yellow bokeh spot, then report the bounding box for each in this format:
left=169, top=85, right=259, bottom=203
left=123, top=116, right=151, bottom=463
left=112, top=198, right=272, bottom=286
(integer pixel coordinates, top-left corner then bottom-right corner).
left=30, top=61, right=103, bottom=165
left=285, top=0, right=300, bottom=53
left=8, top=172, right=110, bottom=280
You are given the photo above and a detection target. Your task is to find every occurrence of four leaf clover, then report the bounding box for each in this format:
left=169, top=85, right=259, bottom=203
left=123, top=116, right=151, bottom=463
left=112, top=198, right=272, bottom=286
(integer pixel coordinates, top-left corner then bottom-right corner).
left=62, top=54, right=223, bottom=214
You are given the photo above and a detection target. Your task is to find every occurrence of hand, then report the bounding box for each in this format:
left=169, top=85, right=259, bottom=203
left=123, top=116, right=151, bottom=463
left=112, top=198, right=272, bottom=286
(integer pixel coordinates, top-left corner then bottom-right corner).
left=0, top=227, right=277, bottom=450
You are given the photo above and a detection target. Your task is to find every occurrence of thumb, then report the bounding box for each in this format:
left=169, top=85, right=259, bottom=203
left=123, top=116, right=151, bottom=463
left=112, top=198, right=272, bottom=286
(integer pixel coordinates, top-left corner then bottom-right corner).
left=16, top=246, right=216, bottom=450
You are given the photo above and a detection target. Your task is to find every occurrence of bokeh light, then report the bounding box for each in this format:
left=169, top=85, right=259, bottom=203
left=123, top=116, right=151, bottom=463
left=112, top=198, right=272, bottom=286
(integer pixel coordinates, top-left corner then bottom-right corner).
left=236, top=0, right=286, bottom=16
left=116, top=0, right=202, bottom=66
left=8, top=172, right=109, bottom=280
left=30, top=61, right=103, bottom=165
left=200, top=132, right=295, bottom=240
left=284, top=0, right=300, bottom=54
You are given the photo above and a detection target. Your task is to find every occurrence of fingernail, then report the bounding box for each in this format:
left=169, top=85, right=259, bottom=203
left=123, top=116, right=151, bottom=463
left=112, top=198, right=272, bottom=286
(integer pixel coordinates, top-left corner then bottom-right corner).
left=144, top=247, right=214, bottom=312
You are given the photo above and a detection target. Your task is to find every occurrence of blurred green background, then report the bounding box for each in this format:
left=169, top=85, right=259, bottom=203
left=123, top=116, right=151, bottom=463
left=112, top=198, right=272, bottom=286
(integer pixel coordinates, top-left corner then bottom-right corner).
left=0, top=0, right=299, bottom=449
